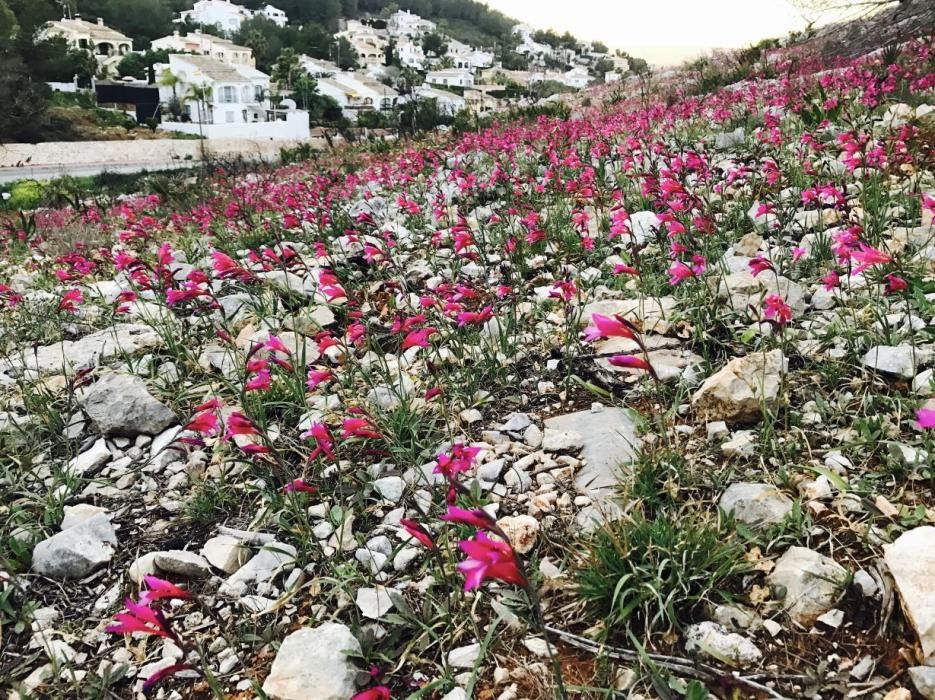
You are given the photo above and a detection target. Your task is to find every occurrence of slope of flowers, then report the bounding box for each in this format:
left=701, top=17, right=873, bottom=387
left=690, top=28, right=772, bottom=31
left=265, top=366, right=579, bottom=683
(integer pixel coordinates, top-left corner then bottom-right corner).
left=0, top=36, right=934, bottom=700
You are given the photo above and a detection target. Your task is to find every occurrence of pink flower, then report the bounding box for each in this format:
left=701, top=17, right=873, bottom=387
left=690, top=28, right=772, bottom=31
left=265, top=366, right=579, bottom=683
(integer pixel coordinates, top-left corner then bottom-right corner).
left=306, top=368, right=333, bottom=391
left=749, top=257, right=773, bottom=277
left=424, top=386, right=442, bottom=400
left=583, top=313, right=635, bottom=343
left=142, top=663, right=195, bottom=696
left=667, top=261, right=695, bottom=286
left=106, top=599, right=175, bottom=640
left=185, top=409, right=220, bottom=436
left=434, top=444, right=481, bottom=480
left=457, top=532, right=527, bottom=591
left=138, top=576, right=191, bottom=605
left=763, top=294, right=792, bottom=325
left=916, top=408, right=935, bottom=429
left=850, top=242, right=892, bottom=275
left=884, top=273, right=908, bottom=295
left=441, top=506, right=497, bottom=531
left=342, top=417, right=380, bottom=440
left=211, top=250, right=252, bottom=281
left=302, top=422, right=336, bottom=461
left=822, top=271, right=840, bottom=291
left=402, top=327, right=437, bottom=350
left=283, top=478, right=317, bottom=494
left=245, top=369, right=272, bottom=392
left=351, top=688, right=391, bottom=700
left=792, top=247, right=807, bottom=262
left=399, top=519, right=434, bottom=549
left=225, top=412, right=260, bottom=439
left=613, top=264, right=638, bottom=276
left=59, top=289, right=84, bottom=313
left=456, top=305, right=494, bottom=327
left=608, top=355, right=654, bottom=372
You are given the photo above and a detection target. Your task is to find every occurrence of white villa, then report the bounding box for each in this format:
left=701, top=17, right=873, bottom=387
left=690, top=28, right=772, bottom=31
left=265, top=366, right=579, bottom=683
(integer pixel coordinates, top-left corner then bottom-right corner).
left=179, top=0, right=287, bottom=33
left=312, top=69, right=399, bottom=120
left=151, top=30, right=255, bottom=67
left=158, top=54, right=269, bottom=123
left=413, top=85, right=465, bottom=115
left=257, top=4, right=287, bottom=27
left=560, top=66, right=591, bottom=89
left=395, top=40, right=425, bottom=69
left=387, top=10, right=436, bottom=38
left=40, top=17, right=132, bottom=71
left=157, top=54, right=309, bottom=139
left=425, top=69, right=474, bottom=89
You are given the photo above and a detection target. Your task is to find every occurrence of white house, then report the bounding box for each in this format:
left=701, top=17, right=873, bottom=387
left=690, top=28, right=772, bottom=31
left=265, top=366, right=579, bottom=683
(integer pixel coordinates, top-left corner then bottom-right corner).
left=158, top=54, right=269, bottom=124
left=151, top=30, right=255, bottom=67
left=387, top=10, right=436, bottom=38
left=180, top=0, right=253, bottom=33
left=425, top=69, right=474, bottom=89
left=40, top=16, right=132, bottom=71
left=300, top=55, right=341, bottom=77
left=313, top=72, right=399, bottom=121
left=258, top=4, right=287, bottom=27
left=158, top=54, right=308, bottom=139
left=413, top=85, right=465, bottom=115
left=396, top=40, right=425, bottom=70
left=560, top=66, right=591, bottom=89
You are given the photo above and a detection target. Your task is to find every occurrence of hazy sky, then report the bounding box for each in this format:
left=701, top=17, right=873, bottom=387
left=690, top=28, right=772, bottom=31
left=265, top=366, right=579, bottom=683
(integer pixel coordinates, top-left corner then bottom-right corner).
left=483, top=0, right=811, bottom=66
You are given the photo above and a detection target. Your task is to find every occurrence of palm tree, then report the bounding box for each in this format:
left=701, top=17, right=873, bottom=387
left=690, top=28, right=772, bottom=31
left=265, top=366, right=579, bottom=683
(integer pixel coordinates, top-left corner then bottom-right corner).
left=182, top=82, right=214, bottom=124
left=159, top=69, right=181, bottom=101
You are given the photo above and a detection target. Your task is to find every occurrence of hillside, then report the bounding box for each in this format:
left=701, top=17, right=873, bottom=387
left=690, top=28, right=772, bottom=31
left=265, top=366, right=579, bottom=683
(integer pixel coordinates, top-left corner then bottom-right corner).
left=0, top=14, right=934, bottom=700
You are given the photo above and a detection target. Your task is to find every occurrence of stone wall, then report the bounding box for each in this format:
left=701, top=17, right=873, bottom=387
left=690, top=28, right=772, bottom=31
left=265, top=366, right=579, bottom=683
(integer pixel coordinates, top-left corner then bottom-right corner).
left=0, top=137, right=323, bottom=170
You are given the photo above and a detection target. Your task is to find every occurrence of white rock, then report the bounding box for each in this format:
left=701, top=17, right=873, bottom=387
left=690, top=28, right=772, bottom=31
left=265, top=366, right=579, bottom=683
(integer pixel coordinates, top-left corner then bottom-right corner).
left=64, top=439, right=112, bottom=477
left=496, top=515, right=540, bottom=555
left=719, top=483, right=793, bottom=528
left=692, top=350, right=786, bottom=423
left=60, top=504, right=108, bottom=530
left=862, top=346, right=933, bottom=379
left=355, top=586, right=395, bottom=620
left=77, top=371, right=175, bottom=436
left=541, top=428, right=584, bottom=453
left=219, top=541, right=297, bottom=597
left=769, top=547, right=848, bottom=624
left=373, top=476, right=406, bottom=502
left=909, top=667, right=935, bottom=700
left=684, top=622, right=762, bottom=668
left=154, top=550, right=212, bottom=578
left=201, top=535, right=250, bottom=574
left=884, top=527, right=935, bottom=661
left=262, top=623, right=361, bottom=700
left=448, top=643, right=481, bottom=669
left=31, top=514, right=116, bottom=579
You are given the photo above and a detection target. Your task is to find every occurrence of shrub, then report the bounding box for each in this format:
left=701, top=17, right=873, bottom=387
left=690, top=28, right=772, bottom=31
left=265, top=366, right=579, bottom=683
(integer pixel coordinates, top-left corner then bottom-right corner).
left=576, top=510, right=749, bottom=638
left=7, top=181, right=45, bottom=211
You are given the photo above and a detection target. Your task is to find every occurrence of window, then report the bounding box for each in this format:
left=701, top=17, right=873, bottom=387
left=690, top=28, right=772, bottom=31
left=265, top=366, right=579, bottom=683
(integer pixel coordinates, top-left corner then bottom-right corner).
left=254, top=86, right=264, bottom=102
left=225, top=111, right=235, bottom=123
left=220, top=86, right=237, bottom=104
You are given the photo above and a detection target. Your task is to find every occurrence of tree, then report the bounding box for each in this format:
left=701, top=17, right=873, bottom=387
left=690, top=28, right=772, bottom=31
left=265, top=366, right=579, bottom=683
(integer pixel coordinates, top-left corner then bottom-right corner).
left=384, top=36, right=397, bottom=66
left=421, top=31, right=447, bottom=57
left=182, top=82, right=213, bottom=122
left=0, top=0, right=16, bottom=38
left=591, top=40, right=608, bottom=54
left=272, top=46, right=301, bottom=89
left=117, top=51, right=147, bottom=78
left=0, top=49, right=53, bottom=142
left=333, top=36, right=357, bottom=70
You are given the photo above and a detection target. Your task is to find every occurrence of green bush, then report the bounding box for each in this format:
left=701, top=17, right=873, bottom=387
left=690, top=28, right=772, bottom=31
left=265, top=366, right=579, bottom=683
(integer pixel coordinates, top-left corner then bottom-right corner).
left=576, top=510, right=749, bottom=638
left=8, top=181, right=45, bottom=211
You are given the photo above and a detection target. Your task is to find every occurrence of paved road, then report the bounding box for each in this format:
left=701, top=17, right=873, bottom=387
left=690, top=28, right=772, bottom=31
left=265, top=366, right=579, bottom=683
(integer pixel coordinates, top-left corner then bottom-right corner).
left=0, top=159, right=199, bottom=184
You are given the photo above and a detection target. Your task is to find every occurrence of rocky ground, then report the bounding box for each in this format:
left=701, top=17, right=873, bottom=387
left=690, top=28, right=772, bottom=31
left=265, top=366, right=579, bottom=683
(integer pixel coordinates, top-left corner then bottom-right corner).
left=0, top=33, right=934, bottom=700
